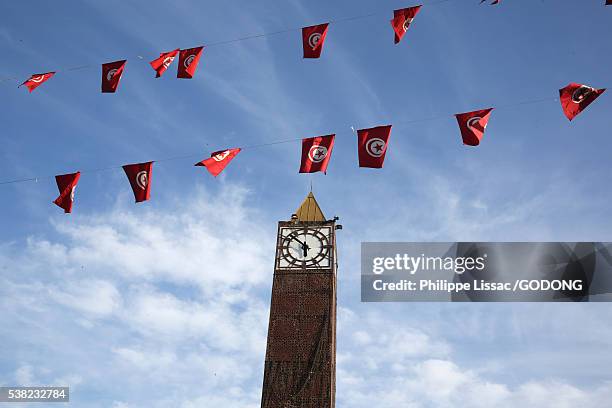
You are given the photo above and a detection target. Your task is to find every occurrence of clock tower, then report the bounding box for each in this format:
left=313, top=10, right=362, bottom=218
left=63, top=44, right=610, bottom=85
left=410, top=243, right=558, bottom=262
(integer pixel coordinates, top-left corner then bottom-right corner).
left=261, top=192, right=338, bottom=408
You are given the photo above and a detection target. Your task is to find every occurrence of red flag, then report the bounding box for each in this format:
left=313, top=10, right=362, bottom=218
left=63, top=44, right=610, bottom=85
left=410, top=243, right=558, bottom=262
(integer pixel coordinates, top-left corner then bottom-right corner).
left=122, top=162, right=153, bottom=203
left=177, top=46, right=204, bottom=79
left=300, top=134, right=335, bottom=174
left=607, top=1, right=612, bottom=5
left=195, top=148, right=241, bottom=177
left=390, top=6, right=421, bottom=44
left=302, top=23, right=329, bottom=59
left=53, top=172, right=81, bottom=213
left=559, top=83, right=606, bottom=121
left=357, top=125, right=392, bottom=168
left=455, top=108, right=494, bottom=146
left=101, top=60, right=127, bottom=93
left=20, top=72, right=55, bottom=92
left=150, top=49, right=179, bottom=78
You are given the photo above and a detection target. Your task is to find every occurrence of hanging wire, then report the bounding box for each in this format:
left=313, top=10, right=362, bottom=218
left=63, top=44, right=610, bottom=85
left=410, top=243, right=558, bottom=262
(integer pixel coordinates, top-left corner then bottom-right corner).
left=0, top=137, right=304, bottom=186
left=0, top=0, right=457, bottom=87
left=0, top=93, right=569, bottom=187
left=0, top=0, right=575, bottom=187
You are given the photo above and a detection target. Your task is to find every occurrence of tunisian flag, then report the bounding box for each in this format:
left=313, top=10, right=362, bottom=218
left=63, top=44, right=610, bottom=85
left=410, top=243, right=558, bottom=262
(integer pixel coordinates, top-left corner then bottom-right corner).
left=122, top=162, right=153, bottom=203
left=455, top=108, right=494, bottom=146
left=390, top=6, right=421, bottom=44
left=300, top=134, right=335, bottom=174
left=101, top=60, right=127, bottom=93
left=195, top=148, right=241, bottom=177
left=357, top=125, right=392, bottom=168
left=302, top=23, right=329, bottom=59
left=53, top=172, right=81, bottom=213
left=177, top=46, right=204, bottom=78
left=559, top=83, right=606, bottom=121
left=150, top=49, right=179, bottom=78
left=20, top=72, right=55, bottom=92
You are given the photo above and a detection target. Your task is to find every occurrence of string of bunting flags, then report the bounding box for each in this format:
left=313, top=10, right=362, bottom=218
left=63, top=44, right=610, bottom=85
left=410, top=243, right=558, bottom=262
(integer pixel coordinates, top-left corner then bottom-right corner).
left=12, top=1, right=612, bottom=92
left=3, top=2, right=609, bottom=214
left=17, top=4, right=422, bottom=91
left=39, top=81, right=607, bottom=213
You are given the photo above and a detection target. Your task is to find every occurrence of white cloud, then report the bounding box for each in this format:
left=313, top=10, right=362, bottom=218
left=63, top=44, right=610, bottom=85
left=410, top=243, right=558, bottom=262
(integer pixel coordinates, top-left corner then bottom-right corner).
left=0, top=184, right=270, bottom=406
left=338, top=357, right=612, bottom=408
left=15, top=365, right=35, bottom=386
left=49, top=279, right=121, bottom=317
left=112, top=347, right=177, bottom=371
left=1, top=183, right=612, bottom=407
left=21, top=184, right=272, bottom=291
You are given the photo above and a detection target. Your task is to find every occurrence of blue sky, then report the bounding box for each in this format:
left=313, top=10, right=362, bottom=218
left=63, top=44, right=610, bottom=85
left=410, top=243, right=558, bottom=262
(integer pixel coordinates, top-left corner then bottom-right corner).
left=1, top=0, right=612, bottom=407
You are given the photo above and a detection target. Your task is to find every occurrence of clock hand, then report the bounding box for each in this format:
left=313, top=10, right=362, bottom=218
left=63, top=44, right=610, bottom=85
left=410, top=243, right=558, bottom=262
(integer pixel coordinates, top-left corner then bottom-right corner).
left=301, top=232, right=312, bottom=257
left=290, top=236, right=309, bottom=259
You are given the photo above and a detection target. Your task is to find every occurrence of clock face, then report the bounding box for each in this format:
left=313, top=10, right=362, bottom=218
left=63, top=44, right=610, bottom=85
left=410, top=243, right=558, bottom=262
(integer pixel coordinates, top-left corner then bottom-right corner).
left=278, top=226, right=332, bottom=269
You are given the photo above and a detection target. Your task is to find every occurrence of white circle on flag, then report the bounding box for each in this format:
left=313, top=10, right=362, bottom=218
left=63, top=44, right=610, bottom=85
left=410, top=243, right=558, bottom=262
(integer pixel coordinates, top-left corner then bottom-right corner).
left=136, top=171, right=148, bottom=190
left=213, top=150, right=230, bottom=162
left=308, top=145, right=328, bottom=163
left=308, top=32, right=322, bottom=49
left=571, top=86, right=594, bottom=104
left=467, top=116, right=483, bottom=130
left=184, top=55, right=195, bottom=68
left=365, top=138, right=387, bottom=157
left=106, top=69, right=118, bottom=81
left=162, top=56, right=174, bottom=69
left=403, top=17, right=413, bottom=32
left=70, top=186, right=76, bottom=202
left=30, top=75, right=45, bottom=83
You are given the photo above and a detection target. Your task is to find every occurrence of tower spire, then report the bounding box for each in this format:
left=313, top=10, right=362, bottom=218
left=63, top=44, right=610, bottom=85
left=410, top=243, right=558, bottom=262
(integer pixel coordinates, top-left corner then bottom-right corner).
left=295, top=192, right=326, bottom=222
